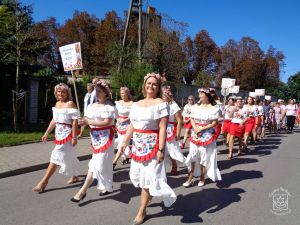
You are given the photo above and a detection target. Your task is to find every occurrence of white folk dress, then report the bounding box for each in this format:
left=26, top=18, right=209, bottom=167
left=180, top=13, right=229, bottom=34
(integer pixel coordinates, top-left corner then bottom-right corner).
left=186, top=105, right=222, bottom=182
left=129, top=102, right=176, bottom=207
left=51, top=107, right=80, bottom=177
left=165, top=102, right=186, bottom=164
left=115, top=101, right=132, bottom=156
left=85, top=104, right=116, bottom=192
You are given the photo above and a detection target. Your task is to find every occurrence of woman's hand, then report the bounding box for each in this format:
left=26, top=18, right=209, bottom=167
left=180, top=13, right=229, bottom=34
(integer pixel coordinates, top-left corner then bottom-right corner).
left=119, top=142, right=128, bottom=154
left=195, top=126, right=203, bottom=134
left=156, top=150, right=164, bottom=163
left=72, top=138, right=78, bottom=146
left=78, top=118, right=88, bottom=126
left=41, top=133, right=49, bottom=142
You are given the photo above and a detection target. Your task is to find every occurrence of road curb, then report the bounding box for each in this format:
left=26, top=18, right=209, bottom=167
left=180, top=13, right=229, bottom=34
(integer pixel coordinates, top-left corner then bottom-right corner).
left=0, top=137, right=225, bottom=179
left=0, top=154, right=92, bottom=179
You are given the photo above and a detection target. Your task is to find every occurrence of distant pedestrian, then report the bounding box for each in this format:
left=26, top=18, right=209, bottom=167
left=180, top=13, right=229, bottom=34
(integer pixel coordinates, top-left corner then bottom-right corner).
left=32, top=83, right=79, bottom=193
left=181, top=95, right=195, bottom=149
left=285, top=98, right=298, bottom=133
left=113, top=87, right=133, bottom=169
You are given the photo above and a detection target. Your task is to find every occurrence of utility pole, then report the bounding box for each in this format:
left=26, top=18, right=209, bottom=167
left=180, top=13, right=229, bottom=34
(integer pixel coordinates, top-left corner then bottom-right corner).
left=117, top=0, right=143, bottom=73
left=138, top=0, right=142, bottom=63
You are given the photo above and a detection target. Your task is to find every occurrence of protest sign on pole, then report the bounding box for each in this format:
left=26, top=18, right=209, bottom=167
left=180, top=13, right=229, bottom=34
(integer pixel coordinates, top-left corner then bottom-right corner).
left=249, top=92, right=256, bottom=98
left=265, top=95, right=271, bottom=101
left=221, top=78, right=235, bottom=88
left=229, top=85, right=240, bottom=94
left=255, top=89, right=265, bottom=96
left=59, top=42, right=83, bottom=117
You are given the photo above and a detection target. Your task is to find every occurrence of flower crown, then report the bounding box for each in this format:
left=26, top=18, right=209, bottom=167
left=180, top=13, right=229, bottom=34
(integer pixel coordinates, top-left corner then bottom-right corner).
left=162, top=85, right=173, bottom=97
left=143, top=72, right=166, bottom=83
left=198, top=88, right=210, bottom=94
left=96, top=80, right=111, bottom=95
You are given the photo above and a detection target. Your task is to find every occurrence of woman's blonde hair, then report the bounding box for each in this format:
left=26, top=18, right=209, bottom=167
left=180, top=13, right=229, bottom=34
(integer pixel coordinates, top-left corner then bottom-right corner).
left=54, top=83, right=73, bottom=101
left=120, top=86, right=132, bottom=100
left=142, top=73, right=165, bottom=98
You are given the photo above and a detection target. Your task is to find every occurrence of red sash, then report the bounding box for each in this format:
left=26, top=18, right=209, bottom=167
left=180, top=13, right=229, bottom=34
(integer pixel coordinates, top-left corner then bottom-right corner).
left=166, top=122, right=177, bottom=142
left=90, top=125, right=114, bottom=154
left=130, top=129, right=159, bottom=162
left=190, top=123, right=220, bottom=146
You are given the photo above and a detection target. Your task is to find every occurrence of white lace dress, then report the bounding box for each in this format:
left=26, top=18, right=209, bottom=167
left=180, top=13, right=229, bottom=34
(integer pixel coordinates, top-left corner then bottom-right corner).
left=165, top=102, right=186, bottom=164
left=85, top=104, right=117, bottom=192
left=51, top=107, right=80, bottom=177
left=129, top=102, right=176, bottom=207
left=115, top=101, right=132, bottom=156
left=186, top=105, right=222, bottom=182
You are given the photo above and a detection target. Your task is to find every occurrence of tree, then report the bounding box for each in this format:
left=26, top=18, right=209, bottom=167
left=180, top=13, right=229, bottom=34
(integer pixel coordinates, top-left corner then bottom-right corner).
left=193, top=30, right=220, bottom=75
left=92, top=11, right=122, bottom=74
left=0, top=0, right=34, bottom=130
left=286, top=71, right=300, bottom=101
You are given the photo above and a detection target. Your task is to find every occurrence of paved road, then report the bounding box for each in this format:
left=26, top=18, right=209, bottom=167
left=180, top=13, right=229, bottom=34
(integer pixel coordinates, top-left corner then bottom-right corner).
left=0, top=129, right=299, bottom=225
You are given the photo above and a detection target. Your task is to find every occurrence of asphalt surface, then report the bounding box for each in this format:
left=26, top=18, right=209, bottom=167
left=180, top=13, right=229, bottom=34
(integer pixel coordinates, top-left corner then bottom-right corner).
left=0, top=129, right=299, bottom=225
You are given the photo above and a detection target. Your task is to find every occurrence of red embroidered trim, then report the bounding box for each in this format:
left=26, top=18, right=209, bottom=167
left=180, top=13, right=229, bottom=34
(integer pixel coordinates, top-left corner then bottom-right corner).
left=53, top=123, right=76, bottom=145
left=190, top=123, right=221, bottom=146
left=166, top=122, right=177, bottom=142
left=91, top=126, right=114, bottom=154
left=130, top=129, right=159, bottom=162
left=54, top=132, right=73, bottom=145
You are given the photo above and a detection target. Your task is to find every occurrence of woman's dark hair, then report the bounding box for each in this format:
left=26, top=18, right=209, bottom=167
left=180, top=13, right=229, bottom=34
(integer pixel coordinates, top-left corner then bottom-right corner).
left=198, top=91, right=216, bottom=106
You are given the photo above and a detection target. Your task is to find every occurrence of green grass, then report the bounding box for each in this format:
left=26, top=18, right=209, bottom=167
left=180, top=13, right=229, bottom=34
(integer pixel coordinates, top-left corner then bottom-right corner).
left=0, top=132, right=54, bottom=147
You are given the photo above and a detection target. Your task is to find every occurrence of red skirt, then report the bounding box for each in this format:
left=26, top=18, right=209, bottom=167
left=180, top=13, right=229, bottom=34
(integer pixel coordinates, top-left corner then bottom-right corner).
left=244, top=117, right=255, bottom=133
left=256, top=116, right=262, bottom=130
left=184, top=117, right=192, bottom=129
left=229, top=123, right=245, bottom=138
left=222, top=120, right=231, bottom=133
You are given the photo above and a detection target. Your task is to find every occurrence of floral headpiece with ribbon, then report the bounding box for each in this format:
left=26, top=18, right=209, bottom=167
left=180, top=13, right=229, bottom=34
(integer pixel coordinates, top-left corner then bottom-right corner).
left=198, top=88, right=210, bottom=94
left=96, top=80, right=111, bottom=96
left=143, top=72, right=166, bottom=83
left=162, top=85, right=173, bottom=97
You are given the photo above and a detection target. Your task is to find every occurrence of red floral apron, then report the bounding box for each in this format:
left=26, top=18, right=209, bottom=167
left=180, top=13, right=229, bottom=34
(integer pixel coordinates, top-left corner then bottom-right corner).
left=130, top=129, right=159, bottom=162
left=190, top=123, right=220, bottom=146
left=90, top=126, right=114, bottom=154
left=54, top=123, right=73, bottom=145
left=166, top=122, right=177, bottom=142
left=116, top=116, right=130, bottom=135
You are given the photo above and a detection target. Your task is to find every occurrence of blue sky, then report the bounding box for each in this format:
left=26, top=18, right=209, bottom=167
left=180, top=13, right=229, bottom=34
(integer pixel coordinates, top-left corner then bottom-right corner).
left=22, top=0, right=300, bottom=83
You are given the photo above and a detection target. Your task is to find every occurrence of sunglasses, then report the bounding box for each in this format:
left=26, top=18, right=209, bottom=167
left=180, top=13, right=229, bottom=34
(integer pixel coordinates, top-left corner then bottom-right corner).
left=188, top=99, right=194, bottom=100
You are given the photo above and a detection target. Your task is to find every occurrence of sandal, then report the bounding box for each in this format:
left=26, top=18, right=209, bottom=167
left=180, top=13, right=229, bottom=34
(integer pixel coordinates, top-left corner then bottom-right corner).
left=67, top=176, right=79, bottom=184
left=170, top=166, right=177, bottom=175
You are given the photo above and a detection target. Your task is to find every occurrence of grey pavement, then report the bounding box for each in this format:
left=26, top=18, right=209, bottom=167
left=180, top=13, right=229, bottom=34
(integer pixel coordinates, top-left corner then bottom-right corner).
left=0, top=137, right=93, bottom=178
left=0, top=128, right=299, bottom=225
left=0, top=130, right=191, bottom=178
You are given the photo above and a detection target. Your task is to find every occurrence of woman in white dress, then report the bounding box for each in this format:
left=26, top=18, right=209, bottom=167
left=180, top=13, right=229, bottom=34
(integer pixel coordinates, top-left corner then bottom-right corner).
left=119, top=73, right=176, bottom=225
left=71, top=80, right=116, bottom=202
left=32, top=83, right=79, bottom=193
left=183, top=88, right=222, bottom=187
left=181, top=95, right=195, bottom=149
left=162, top=85, right=186, bottom=175
left=113, top=87, right=133, bottom=168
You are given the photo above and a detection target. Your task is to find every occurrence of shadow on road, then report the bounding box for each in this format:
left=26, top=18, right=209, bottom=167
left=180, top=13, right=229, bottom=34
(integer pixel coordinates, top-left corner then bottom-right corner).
left=216, top=170, right=263, bottom=188
left=148, top=187, right=245, bottom=223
